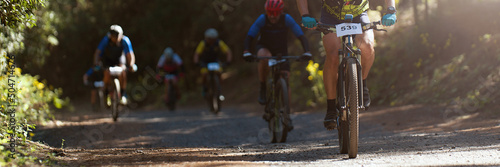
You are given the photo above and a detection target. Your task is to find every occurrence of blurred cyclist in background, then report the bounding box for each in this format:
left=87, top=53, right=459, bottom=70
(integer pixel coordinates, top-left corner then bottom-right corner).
left=83, top=65, right=104, bottom=112
left=193, top=28, right=232, bottom=97
left=156, top=47, right=184, bottom=104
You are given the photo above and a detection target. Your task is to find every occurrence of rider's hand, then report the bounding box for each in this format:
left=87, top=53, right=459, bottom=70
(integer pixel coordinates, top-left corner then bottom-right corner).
left=301, top=15, right=317, bottom=29
left=243, top=51, right=254, bottom=62
left=382, top=13, right=397, bottom=26
left=299, top=52, right=312, bottom=62
left=128, top=64, right=138, bottom=72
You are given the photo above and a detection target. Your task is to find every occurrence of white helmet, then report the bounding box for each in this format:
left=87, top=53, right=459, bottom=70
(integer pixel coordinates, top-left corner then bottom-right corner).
left=109, top=24, right=123, bottom=36
left=204, top=28, right=218, bottom=39
left=163, top=47, right=174, bottom=59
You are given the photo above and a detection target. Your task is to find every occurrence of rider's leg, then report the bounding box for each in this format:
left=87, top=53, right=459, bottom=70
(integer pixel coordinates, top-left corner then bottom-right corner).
left=103, top=69, right=111, bottom=95
left=257, top=48, right=271, bottom=105
left=322, top=32, right=342, bottom=130
left=90, top=89, right=97, bottom=111
left=355, top=29, right=375, bottom=108
left=201, top=71, right=208, bottom=97
left=164, top=77, right=170, bottom=102
left=119, top=68, right=128, bottom=104
left=173, top=77, right=180, bottom=99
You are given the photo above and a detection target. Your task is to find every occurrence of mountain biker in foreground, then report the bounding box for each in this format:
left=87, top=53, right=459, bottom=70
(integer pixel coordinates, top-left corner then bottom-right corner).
left=193, top=28, right=232, bottom=97
left=156, top=47, right=184, bottom=104
left=93, top=25, right=137, bottom=105
left=243, top=0, right=312, bottom=130
left=296, top=0, right=397, bottom=130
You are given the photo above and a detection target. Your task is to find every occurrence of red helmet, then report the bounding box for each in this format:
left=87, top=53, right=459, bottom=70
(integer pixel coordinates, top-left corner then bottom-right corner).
left=265, top=0, right=284, bottom=17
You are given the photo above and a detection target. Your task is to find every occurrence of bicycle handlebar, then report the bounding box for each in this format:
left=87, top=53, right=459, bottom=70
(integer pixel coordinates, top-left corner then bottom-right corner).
left=315, top=21, right=387, bottom=34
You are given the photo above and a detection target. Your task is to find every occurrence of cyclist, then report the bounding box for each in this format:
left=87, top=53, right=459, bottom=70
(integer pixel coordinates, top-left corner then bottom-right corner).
left=83, top=65, right=104, bottom=111
left=296, top=0, right=397, bottom=130
left=156, top=47, right=184, bottom=104
left=243, top=0, right=312, bottom=130
left=93, top=24, right=136, bottom=105
left=193, top=28, right=232, bottom=97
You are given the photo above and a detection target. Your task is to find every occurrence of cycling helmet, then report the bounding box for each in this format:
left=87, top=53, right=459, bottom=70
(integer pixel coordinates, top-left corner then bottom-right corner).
left=109, top=24, right=123, bottom=36
left=265, top=0, right=284, bottom=17
left=163, top=47, right=174, bottom=59
left=204, top=28, right=218, bottom=39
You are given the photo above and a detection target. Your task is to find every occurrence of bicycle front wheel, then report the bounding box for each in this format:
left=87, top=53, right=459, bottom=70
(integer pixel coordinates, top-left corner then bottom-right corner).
left=346, top=58, right=359, bottom=158
left=269, top=78, right=289, bottom=143
left=112, top=79, right=120, bottom=122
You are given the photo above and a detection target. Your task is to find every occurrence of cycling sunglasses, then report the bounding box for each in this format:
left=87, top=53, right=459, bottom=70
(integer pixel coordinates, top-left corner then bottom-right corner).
left=267, top=11, right=282, bottom=17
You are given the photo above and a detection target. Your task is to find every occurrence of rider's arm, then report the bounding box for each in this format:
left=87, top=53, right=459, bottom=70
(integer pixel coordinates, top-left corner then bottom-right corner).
left=122, top=36, right=135, bottom=66
left=244, top=14, right=266, bottom=52
left=193, top=41, right=205, bottom=64
left=173, top=53, right=183, bottom=66
left=219, top=40, right=232, bottom=63
left=385, top=0, right=396, bottom=9
left=94, top=36, right=109, bottom=65
left=296, top=0, right=310, bottom=16
left=157, top=54, right=166, bottom=68
left=285, top=14, right=310, bottom=52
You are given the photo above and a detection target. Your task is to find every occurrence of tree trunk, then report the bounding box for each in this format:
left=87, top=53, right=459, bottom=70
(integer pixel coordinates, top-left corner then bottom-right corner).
left=413, top=0, right=419, bottom=26
left=424, top=0, right=429, bottom=21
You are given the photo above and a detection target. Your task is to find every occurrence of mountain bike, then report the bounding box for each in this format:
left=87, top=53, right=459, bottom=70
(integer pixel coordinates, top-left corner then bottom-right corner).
left=256, top=55, right=301, bottom=143
left=108, top=66, right=125, bottom=122
left=164, top=74, right=178, bottom=111
left=315, top=14, right=385, bottom=158
left=205, top=62, right=225, bottom=114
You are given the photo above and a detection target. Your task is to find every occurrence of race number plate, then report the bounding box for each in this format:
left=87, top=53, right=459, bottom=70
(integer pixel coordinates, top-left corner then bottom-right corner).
left=207, top=62, right=220, bottom=71
left=336, top=23, right=363, bottom=37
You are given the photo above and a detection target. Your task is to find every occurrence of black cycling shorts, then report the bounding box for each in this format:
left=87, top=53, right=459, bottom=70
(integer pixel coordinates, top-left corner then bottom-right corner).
left=256, top=44, right=290, bottom=72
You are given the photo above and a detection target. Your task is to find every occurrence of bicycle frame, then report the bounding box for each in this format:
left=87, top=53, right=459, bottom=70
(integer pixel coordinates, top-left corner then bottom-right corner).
left=256, top=55, right=300, bottom=143
left=337, top=29, right=365, bottom=111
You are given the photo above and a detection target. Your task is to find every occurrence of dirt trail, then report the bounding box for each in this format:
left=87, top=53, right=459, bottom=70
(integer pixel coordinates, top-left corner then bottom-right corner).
left=34, top=104, right=500, bottom=166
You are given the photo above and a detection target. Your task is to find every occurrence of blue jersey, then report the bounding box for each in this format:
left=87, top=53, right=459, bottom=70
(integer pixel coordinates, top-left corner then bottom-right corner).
left=97, top=35, right=134, bottom=57
left=246, top=13, right=304, bottom=54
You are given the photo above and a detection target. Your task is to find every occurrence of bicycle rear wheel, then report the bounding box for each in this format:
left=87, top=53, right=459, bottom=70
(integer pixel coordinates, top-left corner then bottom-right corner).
left=269, top=78, right=289, bottom=143
left=207, top=73, right=221, bottom=113
left=346, top=58, right=359, bottom=158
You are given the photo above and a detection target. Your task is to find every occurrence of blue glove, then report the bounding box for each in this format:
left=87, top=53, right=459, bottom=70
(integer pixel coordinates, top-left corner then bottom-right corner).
left=382, top=13, right=397, bottom=26
left=301, top=16, right=317, bottom=28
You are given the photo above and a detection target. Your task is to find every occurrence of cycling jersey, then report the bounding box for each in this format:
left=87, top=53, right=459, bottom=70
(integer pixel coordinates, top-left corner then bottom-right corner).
left=97, top=35, right=134, bottom=67
left=157, top=53, right=183, bottom=74
left=322, top=0, right=370, bottom=20
left=245, top=13, right=307, bottom=55
left=195, top=39, right=230, bottom=63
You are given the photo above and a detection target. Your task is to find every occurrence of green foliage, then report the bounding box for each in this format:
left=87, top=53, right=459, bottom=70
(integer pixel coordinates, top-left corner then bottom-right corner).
left=0, top=0, right=67, bottom=165
left=0, top=0, right=45, bottom=28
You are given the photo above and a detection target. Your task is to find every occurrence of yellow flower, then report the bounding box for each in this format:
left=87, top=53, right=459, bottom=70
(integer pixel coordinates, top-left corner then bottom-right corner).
left=318, top=70, right=323, bottom=77
left=14, top=68, right=21, bottom=75
left=308, top=76, right=313, bottom=81
left=37, top=82, right=45, bottom=90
